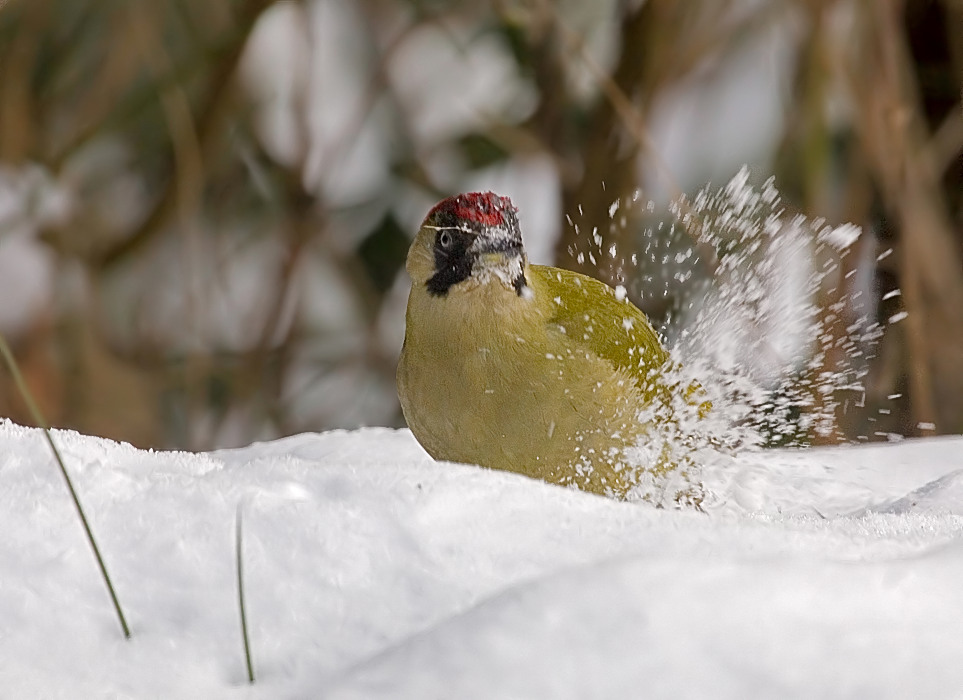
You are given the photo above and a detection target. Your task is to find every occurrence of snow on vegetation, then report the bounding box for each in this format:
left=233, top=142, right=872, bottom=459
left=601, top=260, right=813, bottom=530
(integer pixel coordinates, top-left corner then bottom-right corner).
left=2, top=418, right=963, bottom=698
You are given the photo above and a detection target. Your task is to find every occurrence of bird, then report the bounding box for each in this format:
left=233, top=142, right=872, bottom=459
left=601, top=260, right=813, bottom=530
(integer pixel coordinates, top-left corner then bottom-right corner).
left=397, top=191, right=699, bottom=499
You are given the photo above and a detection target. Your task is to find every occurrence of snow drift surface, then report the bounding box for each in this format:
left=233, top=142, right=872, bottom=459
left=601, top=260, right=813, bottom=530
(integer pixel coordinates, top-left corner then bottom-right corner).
left=1, top=419, right=962, bottom=698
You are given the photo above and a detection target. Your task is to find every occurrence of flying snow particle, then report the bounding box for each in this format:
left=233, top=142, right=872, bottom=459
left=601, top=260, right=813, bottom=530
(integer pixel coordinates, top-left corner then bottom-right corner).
left=819, top=223, right=861, bottom=251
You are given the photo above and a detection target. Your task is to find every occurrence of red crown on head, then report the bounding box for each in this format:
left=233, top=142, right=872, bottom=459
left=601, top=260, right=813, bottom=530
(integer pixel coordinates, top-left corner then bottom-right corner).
left=428, top=192, right=516, bottom=228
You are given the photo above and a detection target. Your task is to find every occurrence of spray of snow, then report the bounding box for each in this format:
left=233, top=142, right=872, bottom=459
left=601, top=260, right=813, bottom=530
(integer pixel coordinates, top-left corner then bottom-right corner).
left=573, top=167, right=889, bottom=505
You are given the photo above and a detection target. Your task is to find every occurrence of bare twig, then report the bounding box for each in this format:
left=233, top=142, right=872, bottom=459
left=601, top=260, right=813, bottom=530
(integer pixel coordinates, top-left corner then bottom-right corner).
left=93, top=0, right=280, bottom=269
left=842, top=0, right=963, bottom=432
left=929, top=99, right=963, bottom=175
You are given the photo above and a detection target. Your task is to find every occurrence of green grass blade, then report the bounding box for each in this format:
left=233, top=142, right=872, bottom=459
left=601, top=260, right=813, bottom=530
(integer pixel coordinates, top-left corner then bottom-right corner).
left=236, top=506, right=255, bottom=683
left=0, top=333, right=131, bottom=638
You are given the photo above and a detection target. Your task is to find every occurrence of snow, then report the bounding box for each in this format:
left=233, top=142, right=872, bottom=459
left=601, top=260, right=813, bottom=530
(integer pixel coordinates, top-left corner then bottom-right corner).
left=2, top=419, right=963, bottom=698
left=819, top=222, right=862, bottom=251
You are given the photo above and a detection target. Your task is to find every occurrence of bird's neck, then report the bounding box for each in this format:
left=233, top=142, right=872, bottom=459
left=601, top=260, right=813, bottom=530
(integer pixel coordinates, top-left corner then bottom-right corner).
left=407, top=271, right=540, bottom=347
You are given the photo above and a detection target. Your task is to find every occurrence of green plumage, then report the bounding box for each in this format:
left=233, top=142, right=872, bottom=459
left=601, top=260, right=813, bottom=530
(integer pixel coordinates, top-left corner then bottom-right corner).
left=397, top=191, right=702, bottom=499
left=533, top=264, right=670, bottom=395
left=399, top=262, right=674, bottom=497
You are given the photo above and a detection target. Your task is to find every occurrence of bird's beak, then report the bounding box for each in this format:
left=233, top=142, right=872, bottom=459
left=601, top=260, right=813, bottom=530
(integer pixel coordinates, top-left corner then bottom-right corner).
left=477, top=250, right=521, bottom=268
left=472, top=235, right=524, bottom=266
left=474, top=233, right=528, bottom=295
left=468, top=230, right=527, bottom=293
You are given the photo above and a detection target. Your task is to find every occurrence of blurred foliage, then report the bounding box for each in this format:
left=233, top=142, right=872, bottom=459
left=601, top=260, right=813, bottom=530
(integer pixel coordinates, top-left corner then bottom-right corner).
left=0, top=0, right=961, bottom=450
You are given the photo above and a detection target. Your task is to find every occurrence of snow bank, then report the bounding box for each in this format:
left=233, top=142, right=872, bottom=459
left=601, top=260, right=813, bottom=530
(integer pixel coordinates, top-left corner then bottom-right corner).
left=1, top=419, right=961, bottom=698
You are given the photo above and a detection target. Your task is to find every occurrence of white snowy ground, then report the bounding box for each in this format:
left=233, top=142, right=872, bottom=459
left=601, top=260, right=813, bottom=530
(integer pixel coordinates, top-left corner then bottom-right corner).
left=2, top=420, right=963, bottom=699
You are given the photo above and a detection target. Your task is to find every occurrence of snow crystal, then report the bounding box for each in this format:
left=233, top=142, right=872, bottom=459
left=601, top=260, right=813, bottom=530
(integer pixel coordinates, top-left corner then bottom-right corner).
left=819, top=222, right=862, bottom=250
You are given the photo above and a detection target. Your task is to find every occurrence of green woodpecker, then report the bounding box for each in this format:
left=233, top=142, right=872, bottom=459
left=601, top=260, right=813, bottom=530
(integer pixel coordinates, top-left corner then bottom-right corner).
left=397, top=192, right=684, bottom=498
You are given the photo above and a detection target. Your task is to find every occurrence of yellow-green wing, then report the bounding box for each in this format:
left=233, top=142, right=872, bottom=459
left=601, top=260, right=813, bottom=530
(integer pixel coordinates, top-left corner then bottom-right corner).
left=529, top=264, right=670, bottom=394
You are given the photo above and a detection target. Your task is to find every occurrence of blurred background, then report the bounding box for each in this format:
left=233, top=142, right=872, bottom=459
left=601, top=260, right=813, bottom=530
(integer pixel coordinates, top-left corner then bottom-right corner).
left=0, top=0, right=960, bottom=451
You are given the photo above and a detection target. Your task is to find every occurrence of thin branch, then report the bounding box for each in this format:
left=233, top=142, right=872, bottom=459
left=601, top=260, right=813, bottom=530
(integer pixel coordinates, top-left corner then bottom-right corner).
left=929, top=99, right=963, bottom=175
left=92, top=0, right=280, bottom=269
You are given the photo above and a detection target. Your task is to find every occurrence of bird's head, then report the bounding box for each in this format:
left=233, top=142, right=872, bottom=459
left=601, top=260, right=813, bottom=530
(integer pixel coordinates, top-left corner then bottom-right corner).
left=407, top=192, right=528, bottom=297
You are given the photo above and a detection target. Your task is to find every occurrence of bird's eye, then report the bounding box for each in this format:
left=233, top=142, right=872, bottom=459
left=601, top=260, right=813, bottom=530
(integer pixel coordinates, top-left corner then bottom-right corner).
left=438, top=231, right=453, bottom=249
